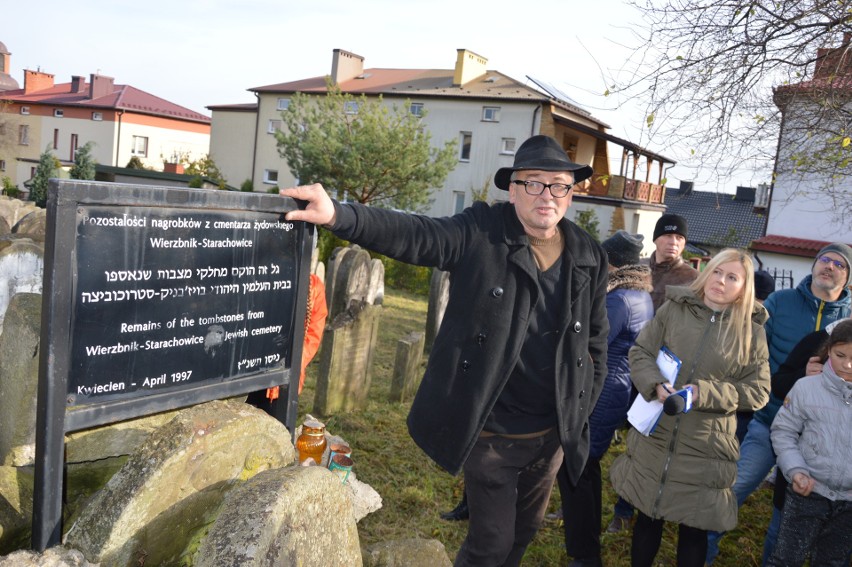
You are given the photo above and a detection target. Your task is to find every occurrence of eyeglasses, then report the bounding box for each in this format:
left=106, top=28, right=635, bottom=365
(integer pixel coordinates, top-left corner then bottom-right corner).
left=511, top=179, right=574, bottom=198
left=817, top=255, right=848, bottom=271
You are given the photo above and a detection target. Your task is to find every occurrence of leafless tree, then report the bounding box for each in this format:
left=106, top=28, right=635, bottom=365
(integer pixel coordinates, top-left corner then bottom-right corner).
left=606, top=0, right=851, bottom=200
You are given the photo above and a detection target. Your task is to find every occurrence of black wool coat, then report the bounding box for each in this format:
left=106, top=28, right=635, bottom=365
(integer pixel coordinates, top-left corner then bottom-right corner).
left=330, top=200, right=609, bottom=483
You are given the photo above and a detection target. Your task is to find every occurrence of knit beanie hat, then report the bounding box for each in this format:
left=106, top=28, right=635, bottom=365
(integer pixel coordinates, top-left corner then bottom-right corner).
left=753, top=270, right=776, bottom=301
left=813, top=243, right=852, bottom=286
left=653, top=214, right=688, bottom=241
left=602, top=230, right=645, bottom=268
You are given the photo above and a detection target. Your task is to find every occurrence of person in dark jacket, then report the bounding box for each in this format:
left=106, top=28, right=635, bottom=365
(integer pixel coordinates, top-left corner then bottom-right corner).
left=648, top=213, right=699, bottom=311
left=557, top=230, right=653, bottom=566
left=280, top=135, right=609, bottom=567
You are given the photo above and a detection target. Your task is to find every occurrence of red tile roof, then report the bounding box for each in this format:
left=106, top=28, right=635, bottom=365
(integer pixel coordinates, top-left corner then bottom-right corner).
left=3, top=81, right=210, bottom=123
left=750, top=234, right=851, bottom=257
left=251, top=68, right=608, bottom=127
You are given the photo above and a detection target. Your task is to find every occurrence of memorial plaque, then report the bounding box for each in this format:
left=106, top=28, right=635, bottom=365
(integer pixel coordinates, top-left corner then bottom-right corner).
left=70, top=205, right=297, bottom=406
left=34, top=180, right=314, bottom=549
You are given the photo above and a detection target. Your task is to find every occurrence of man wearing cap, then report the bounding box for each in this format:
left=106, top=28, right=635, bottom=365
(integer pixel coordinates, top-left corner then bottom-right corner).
left=649, top=213, right=699, bottom=311
left=281, top=135, right=609, bottom=566
left=706, top=242, right=852, bottom=565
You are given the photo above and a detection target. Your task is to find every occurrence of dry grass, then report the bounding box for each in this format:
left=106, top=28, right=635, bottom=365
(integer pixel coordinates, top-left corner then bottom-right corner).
left=299, top=287, right=774, bottom=566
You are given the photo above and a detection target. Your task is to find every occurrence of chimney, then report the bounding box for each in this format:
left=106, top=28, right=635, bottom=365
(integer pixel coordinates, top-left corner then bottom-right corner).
left=163, top=162, right=185, bottom=174
left=89, top=73, right=115, bottom=99
left=734, top=186, right=756, bottom=202
left=754, top=183, right=770, bottom=211
left=330, top=49, right=364, bottom=85
left=23, top=69, right=55, bottom=94
left=813, top=34, right=852, bottom=80
left=679, top=180, right=694, bottom=195
left=453, top=49, right=488, bottom=87
left=70, top=75, right=86, bottom=93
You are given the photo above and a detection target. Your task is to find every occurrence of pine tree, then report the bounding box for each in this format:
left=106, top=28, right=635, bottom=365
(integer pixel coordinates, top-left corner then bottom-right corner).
left=70, top=142, right=96, bottom=180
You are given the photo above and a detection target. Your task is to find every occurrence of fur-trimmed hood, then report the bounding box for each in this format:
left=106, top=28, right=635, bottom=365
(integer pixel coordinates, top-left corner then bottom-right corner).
left=607, top=264, right=653, bottom=294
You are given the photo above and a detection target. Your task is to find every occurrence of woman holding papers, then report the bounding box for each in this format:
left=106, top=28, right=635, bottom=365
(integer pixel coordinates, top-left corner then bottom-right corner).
left=610, top=248, right=770, bottom=567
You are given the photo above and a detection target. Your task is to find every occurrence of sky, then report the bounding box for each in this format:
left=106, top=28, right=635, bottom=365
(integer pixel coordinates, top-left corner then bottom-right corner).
left=2, top=0, right=769, bottom=191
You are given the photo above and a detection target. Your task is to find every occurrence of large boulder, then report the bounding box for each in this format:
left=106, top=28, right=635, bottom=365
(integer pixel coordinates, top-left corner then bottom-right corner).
left=11, top=209, right=46, bottom=242
left=195, top=465, right=362, bottom=566
left=0, top=198, right=39, bottom=236
left=0, top=546, right=95, bottom=567
left=362, top=538, right=452, bottom=567
left=65, top=400, right=295, bottom=566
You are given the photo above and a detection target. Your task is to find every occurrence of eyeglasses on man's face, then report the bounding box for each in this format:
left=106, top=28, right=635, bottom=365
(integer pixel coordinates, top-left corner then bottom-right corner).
left=511, top=179, right=574, bottom=198
left=817, top=255, right=848, bottom=271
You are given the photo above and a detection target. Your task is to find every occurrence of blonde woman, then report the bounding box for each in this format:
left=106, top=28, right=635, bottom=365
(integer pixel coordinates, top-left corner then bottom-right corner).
left=610, top=248, right=771, bottom=567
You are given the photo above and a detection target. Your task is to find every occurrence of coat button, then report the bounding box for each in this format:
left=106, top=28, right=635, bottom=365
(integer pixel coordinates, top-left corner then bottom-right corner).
left=476, top=333, right=487, bottom=345
left=491, top=287, right=503, bottom=298
left=573, top=321, right=582, bottom=333
left=461, top=360, right=471, bottom=371
left=577, top=357, right=584, bottom=368
left=579, top=389, right=585, bottom=399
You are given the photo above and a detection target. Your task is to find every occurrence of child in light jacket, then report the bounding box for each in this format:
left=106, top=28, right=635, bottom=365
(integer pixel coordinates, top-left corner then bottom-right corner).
left=769, top=319, right=852, bottom=566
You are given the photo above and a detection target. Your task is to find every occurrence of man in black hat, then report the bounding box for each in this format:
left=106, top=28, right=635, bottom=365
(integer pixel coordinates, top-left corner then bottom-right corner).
left=281, top=135, right=609, bottom=566
left=648, top=213, right=699, bottom=311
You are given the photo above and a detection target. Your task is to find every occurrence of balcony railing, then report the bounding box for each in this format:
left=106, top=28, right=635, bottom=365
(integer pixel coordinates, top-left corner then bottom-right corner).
left=578, top=174, right=665, bottom=204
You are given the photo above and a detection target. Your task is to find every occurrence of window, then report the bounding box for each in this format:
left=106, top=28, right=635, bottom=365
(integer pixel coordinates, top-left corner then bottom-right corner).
left=453, top=191, right=466, bottom=214
left=263, top=169, right=279, bottom=184
left=54, top=109, right=64, bottom=118
left=20, top=106, right=30, bottom=115
left=131, top=136, right=148, bottom=157
left=343, top=101, right=359, bottom=115
left=70, top=134, right=79, bottom=161
left=482, top=106, right=500, bottom=122
left=409, top=103, right=424, bottom=117
left=53, top=129, right=59, bottom=150
left=267, top=119, right=282, bottom=134
left=459, top=132, right=472, bottom=161
left=92, top=112, right=103, bottom=121
left=0, top=160, right=5, bottom=171
left=277, top=98, right=290, bottom=111
left=501, top=138, right=516, bottom=155
left=18, top=125, right=29, bottom=145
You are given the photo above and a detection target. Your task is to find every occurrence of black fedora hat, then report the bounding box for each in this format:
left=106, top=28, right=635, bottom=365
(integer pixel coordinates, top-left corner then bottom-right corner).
left=495, top=135, right=594, bottom=190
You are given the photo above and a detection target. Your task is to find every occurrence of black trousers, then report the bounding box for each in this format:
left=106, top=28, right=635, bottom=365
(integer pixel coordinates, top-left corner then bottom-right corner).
left=631, top=511, right=707, bottom=567
left=454, top=429, right=563, bottom=567
left=558, top=456, right=603, bottom=563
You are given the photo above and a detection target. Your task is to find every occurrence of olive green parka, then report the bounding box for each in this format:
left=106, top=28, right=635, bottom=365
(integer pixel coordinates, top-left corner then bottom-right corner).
left=610, top=286, right=770, bottom=531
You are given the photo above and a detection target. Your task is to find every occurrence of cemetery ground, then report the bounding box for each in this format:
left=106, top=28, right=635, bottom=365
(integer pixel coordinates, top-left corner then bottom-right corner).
left=298, top=287, right=775, bottom=566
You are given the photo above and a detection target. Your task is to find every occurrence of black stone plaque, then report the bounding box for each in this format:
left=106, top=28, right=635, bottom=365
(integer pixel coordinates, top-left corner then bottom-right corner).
left=34, top=180, right=314, bottom=551
left=70, top=205, right=298, bottom=406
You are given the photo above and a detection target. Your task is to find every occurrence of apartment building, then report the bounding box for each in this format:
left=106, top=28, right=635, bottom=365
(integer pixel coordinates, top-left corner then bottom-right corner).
left=209, top=48, right=675, bottom=225
left=0, top=40, right=210, bottom=189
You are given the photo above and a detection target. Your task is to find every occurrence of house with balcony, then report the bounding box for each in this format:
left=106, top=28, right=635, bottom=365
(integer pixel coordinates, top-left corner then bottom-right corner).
left=750, top=33, right=852, bottom=287
left=208, top=48, right=674, bottom=248
left=0, top=40, right=211, bottom=190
